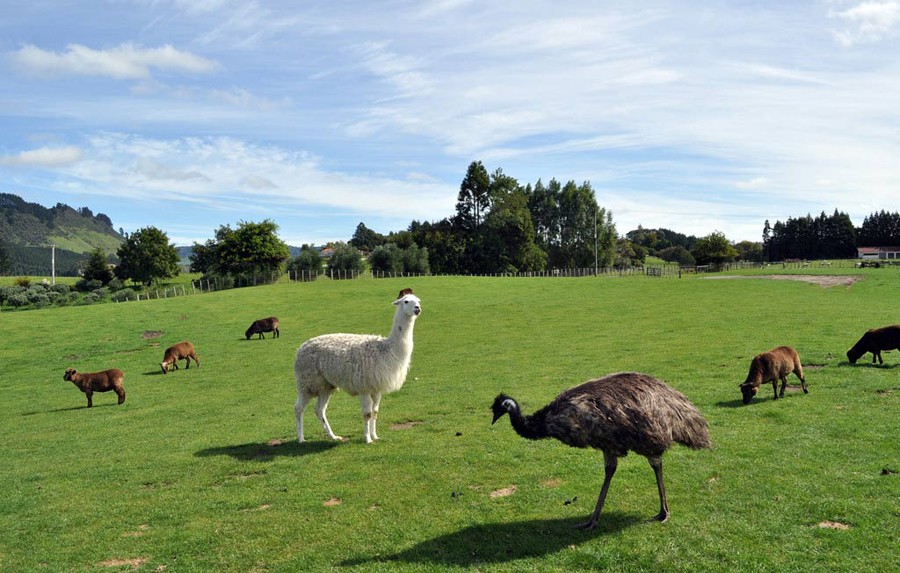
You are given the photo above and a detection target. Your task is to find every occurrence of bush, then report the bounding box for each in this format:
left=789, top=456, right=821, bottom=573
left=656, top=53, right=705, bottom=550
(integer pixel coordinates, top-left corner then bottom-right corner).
left=50, top=283, right=71, bottom=295
left=6, top=292, right=30, bottom=307
left=82, top=292, right=101, bottom=305
left=111, top=288, right=137, bottom=302
left=0, top=285, right=26, bottom=303
left=76, top=278, right=104, bottom=292
left=107, top=278, right=124, bottom=291
left=30, top=293, right=50, bottom=308
left=14, top=277, right=31, bottom=288
left=27, top=288, right=49, bottom=303
left=92, top=287, right=109, bottom=299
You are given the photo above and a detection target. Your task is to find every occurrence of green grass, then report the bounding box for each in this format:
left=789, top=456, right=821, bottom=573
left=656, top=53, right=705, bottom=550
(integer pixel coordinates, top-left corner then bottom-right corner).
left=1, top=273, right=898, bottom=572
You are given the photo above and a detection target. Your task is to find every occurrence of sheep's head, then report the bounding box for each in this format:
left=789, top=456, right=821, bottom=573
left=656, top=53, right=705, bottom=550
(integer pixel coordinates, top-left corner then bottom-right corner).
left=491, top=393, right=517, bottom=424
left=739, top=382, right=758, bottom=404
left=846, top=347, right=861, bottom=364
left=160, top=361, right=169, bottom=374
left=64, top=368, right=77, bottom=381
left=393, top=292, right=421, bottom=318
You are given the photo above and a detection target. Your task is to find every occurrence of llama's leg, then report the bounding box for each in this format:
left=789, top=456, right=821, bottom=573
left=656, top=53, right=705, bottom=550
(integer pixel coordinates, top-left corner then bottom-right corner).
left=360, top=394, right=376, bottom=444
left=294, top=391, right=313, bottom=443
left=315, top=392, right=344, bottom=441
left=576, top=451, right=618, bottom=530
left=371, top=392, right=383, bottom=441
left=648, top=455, right=669, bottom=522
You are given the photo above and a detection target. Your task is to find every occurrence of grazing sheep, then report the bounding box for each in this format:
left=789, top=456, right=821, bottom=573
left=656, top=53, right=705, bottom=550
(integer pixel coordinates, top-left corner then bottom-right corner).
left=491, top=372, right=711, bottom=529
left=160, top=341, right=200, bottom=374
left=63, top=368, right=126, bottom=408
left=246, top=317, right=280, bottom=340
left=847, top=325, right=900, bottom=365
left=294, top=290, right=422, bottom=444
left=739, top=345, right=806, bottom=404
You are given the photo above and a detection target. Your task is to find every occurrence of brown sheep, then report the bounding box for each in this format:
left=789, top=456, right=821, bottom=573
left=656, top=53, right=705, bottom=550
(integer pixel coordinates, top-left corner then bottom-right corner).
left=160, top=341, right=200, bottom=374
left=246, top=317, right=279, bottom=340
left=847, top=325, right=900, bottom=365
left=739, top=345, right=807, bottom=404
left=63, top=368, right=125, bottom=408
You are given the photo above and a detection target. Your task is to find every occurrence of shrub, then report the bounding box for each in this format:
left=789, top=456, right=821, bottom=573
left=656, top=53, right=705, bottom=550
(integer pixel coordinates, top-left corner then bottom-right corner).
left=30, top=293, right=50, bottom=308
left=0, top=285, right=26, bottom=303
left=111, top=288, right=137, bottom=302
left=107, top=278, right=124, bottom=291
left=76, top=278, right=104, bottom=292
left=50, top=283, right=71, bottom=295
left=14, top=277, right=31, bottom=288
left=6, top=292, right=30, bottom=307
left=92, top=287, right=109, bottom=299
left=27, top=288, right=49, bottom=303
left=82, top=292, right=101, bottom=305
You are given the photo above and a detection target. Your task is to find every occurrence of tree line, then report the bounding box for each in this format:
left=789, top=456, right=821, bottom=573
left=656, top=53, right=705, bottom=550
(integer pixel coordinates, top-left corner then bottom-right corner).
left=763, top=209, right=900, bottom=262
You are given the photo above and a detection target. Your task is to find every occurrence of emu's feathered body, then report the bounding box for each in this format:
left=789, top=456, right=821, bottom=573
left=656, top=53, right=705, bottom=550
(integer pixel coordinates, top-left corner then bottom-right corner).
left=492, top=372, right=711, bottom=529
left=295, top=292, right=421, bottom=444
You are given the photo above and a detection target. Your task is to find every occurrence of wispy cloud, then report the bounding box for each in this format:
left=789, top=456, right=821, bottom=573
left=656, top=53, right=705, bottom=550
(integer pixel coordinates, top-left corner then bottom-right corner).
left=829, top=1, right=900, bottom=46
left=9, top=43, right=218, bottom=79
left=0, top=146, right=82, bottom=167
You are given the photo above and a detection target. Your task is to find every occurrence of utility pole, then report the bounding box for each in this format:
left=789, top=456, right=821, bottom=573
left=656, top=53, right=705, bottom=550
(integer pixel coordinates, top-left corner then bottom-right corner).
left=51, top=244, right=56, bottom=285
left=594, top=207, right=598, bottom=276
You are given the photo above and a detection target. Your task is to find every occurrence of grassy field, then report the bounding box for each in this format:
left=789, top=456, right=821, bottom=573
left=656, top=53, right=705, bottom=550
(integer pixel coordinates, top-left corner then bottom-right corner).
left=1, top=272, right=897, bottom=572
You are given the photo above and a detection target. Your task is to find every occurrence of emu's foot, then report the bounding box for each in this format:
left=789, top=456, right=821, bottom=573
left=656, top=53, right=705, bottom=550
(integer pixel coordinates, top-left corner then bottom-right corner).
left=574, top=519, right=597, bottom=531
left=652, top=511, right=670, bottom=523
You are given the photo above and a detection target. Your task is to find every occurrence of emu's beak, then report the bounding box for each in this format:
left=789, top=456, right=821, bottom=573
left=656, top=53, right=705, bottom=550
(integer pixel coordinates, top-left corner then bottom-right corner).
left=491, top=412, right=502, bottom=425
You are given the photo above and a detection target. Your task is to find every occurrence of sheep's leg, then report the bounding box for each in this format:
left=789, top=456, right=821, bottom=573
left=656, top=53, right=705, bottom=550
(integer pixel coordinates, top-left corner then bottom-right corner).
left=876, top=351, right=883, bottom=365
left=85, top=390, right=93, bottom=408
left=649, top=455, right=670, bottom=522
left=315, top=393, right=344, bottom=442
left=360, top=394, right=376, bottom=444
left=294, top=391, right=313, bottom=443
left=116, top=387, right=126, bottom=405
left=778, top=376, right=787, bottom=398
left=576, top=451, right=618, bottom=530
left=772, top=380, right=779, bottom=400
left=797, top=370, right=808, bottom=394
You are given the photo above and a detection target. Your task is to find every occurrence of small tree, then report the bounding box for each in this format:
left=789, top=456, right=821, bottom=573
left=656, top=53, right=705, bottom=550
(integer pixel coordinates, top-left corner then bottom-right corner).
left=326, top=242, right=364, bottom=278
left=82, top=247, right=113, bottom=285
left=402, top=243, right=430, bottom=275
left=369, top=243, right=404, bottom=274
left=692, top=231, right=738, bottom=267
left=115, top=227, right=180, bottom=287
left=287, top=245, right=324, bottom=280
left=657, top=245, right=696, bottom=266
left=215, top=220, right=291, bottom=282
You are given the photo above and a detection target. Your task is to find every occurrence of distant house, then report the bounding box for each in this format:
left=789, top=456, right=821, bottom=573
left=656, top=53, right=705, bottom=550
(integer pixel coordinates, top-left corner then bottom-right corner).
left=857, top=246, right=900, bottom=260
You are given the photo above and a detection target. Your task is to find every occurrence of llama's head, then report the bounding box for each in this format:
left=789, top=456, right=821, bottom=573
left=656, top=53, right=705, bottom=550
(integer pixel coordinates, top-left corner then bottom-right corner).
left=738, top=382, right=758, bottom=404
left=491, top=393, right=518, bottom=424
left=393, top=292, right=421, bottom=318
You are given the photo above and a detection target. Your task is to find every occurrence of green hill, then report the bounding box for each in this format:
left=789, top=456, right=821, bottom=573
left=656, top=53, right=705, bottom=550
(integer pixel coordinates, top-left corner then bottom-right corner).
left=0, top=193, right=124, bottom=276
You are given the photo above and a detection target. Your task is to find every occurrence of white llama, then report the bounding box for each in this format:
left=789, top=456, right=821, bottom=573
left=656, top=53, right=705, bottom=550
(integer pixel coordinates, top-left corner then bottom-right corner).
left=294, top=291, right=422, bottom=444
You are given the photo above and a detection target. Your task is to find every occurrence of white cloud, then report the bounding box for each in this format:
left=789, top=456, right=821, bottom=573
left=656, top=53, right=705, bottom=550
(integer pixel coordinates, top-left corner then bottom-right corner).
left=0, top=146, right=82, bottom=167
left=829, top=1, right=900, bottom=45
left=9, top=43, right=218, bottom=79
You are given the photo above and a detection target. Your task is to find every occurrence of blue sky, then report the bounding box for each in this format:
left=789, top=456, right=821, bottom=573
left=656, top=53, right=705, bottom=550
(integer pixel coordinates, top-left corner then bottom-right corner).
left=1, top=1, right=898, bottom=247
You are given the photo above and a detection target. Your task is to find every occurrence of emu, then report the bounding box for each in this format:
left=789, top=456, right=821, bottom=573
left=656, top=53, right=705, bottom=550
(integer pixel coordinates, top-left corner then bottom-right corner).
left=491, top=372, right=711, bottom=529
left=294, top=290, right=422, bottom=444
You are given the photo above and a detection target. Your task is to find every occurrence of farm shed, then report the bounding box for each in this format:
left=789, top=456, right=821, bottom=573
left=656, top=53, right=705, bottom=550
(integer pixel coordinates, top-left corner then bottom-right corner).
left=857, top=246, right=900, bottom=260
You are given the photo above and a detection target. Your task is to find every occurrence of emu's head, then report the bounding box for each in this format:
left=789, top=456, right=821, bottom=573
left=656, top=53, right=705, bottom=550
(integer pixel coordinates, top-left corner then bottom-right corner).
left=739, top=382, right=758, bottom=404
left=393, top=291, right=422, bottom=318
left=64, top=368, right=77, bottom=382
left=491, top=393, right=517, bottom=424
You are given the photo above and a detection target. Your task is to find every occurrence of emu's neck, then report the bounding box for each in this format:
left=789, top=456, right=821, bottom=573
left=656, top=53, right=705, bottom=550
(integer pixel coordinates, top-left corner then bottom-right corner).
left=507, top=406, right=550, bottom=441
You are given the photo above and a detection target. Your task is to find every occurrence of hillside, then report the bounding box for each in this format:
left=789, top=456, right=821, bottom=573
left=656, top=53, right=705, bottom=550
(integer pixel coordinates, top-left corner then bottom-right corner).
left=0, top=193, right=124, bottom=276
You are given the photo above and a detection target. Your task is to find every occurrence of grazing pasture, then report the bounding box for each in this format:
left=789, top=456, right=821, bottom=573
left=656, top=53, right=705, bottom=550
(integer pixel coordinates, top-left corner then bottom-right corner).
left=0, top=273, right=897, bottom=572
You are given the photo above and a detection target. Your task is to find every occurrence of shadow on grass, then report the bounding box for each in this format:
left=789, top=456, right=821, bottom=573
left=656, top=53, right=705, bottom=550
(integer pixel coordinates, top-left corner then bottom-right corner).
left=195, top=439, right=339, bottom=461
left=341, top=513, right=642, bottom=568
left=841, top=361, right=900, bottom=369
left=23, top=403, right=116, bottom=415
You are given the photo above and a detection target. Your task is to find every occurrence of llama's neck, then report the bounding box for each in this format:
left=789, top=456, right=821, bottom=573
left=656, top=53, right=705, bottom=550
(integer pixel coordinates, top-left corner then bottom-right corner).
left=388, top=313, right=416, bottom=355
left=507, top=406, right=550, bottom=441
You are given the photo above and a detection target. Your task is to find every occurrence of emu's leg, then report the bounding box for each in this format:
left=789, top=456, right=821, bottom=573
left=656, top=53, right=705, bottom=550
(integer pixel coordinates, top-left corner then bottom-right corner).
left=315, top=392, right=344, bottom=441
left=576, top=451, right=618, bottom=530
left=294, top=391, right=313, bottom=443
left=648, top=455, right=670, bottom=522
left=360, top=394, right=376, bottom=444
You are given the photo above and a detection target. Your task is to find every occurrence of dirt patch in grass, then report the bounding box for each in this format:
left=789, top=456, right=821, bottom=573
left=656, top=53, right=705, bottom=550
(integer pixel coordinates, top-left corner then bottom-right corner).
left=390, top=420, right=422, bottom=430
left=704, top=275, right=861, bottom=287
left=490, top=485, right=517, bottom=499
left=323, top=497, right=342, bottom=507
left=121, top=525, right=150, bottom=537
left=142, top=330, right=163, bottom=339
left=817, top=520, right=850, bottom=530
left=541, top=478, right=562, bottom=488
left=99, top=557, right=147, bottom=569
